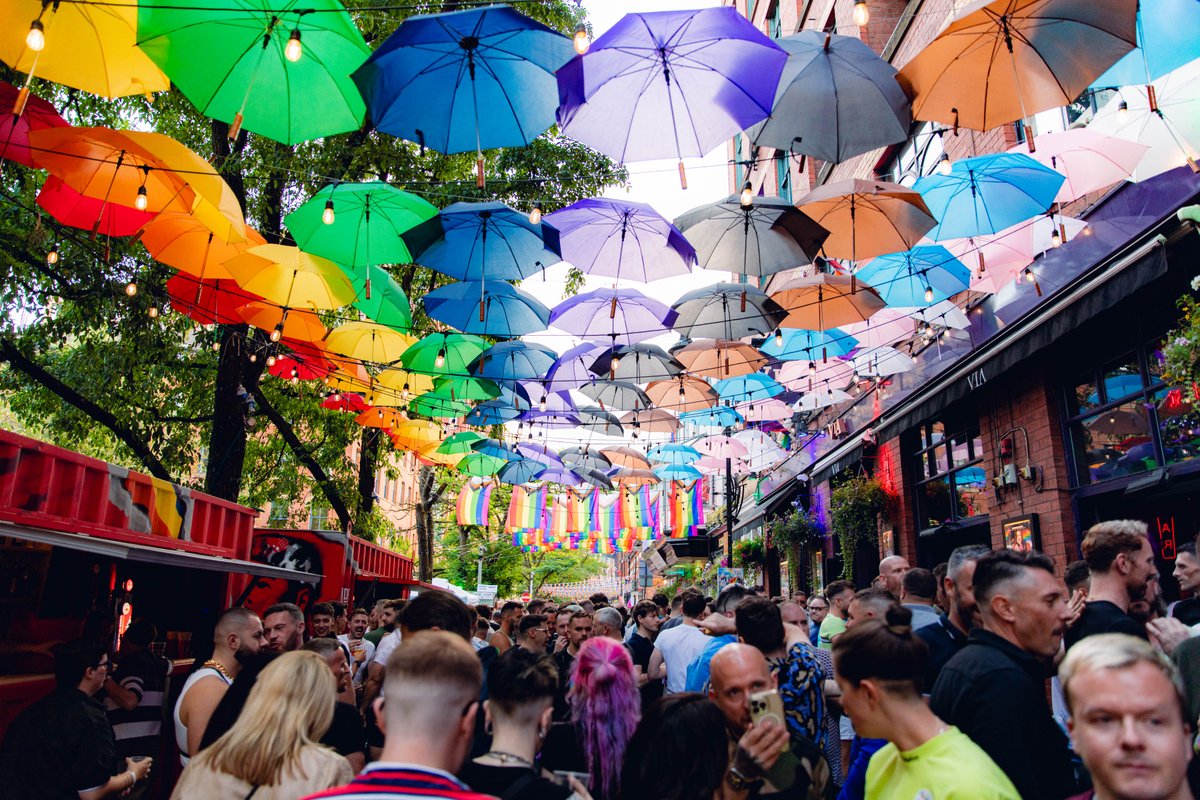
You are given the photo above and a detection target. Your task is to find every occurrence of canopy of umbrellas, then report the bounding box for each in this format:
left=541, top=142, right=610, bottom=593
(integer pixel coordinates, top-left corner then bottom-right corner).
left=2, top=0, right=1198, bottom=488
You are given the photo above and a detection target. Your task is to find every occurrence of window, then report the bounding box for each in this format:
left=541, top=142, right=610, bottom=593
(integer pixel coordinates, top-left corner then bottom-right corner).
left=768, top=1, right=782, bottom=38
left=880, top=122, right=945, bottom=188
left=309, top=503, right=332, bottom=531
left=776, top=153, right=792, bottom=203
left=734, top=133, right=745, bottom=189
left=912, top=415, right=988, bottom=528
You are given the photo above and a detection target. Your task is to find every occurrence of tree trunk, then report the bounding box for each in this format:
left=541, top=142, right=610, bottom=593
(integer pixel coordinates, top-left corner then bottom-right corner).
left=354, top=427, right=380, bottom=534
left=204, top=324, right=251, bottom=501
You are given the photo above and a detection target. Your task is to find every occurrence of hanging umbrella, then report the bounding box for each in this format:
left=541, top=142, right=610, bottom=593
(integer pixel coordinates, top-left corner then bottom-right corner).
left=545, top=342, right=606, bottom=392
left=549, top=288, right=677, bottom=346
left=645, top=376, right=719, bottom=413
left=401, top=333, right=488, bottom=378
left=654, top=464, right=703, bottom=482
left=672, top=339, right=766, bottom=379
left=855, top=246, right=971, bottom=307
left=609, top=467, right=660, bottom=487
left=412, top=201, right=561, bottom=282
left=771, top=274, right=886, bottom=330
left=438, top=431, right=485, bottom=456
left=573, top=406, right=624, bottom=436
left=1009, top=129, right=1147, bottom=204
left=537, top=466, right=584, bottom=487
left=38, top=176, right=155, bottom=238
left=325, top=360, right=374, bottom=396
left=779, top=357, right=855, bottom=392
left=647, top=443, right=702, bottom=465
left=286, top=182, right=438, bottom=300
left=141, top=214, right=265, bottom=280
left=374, top=368, right=435, bottom=405
left=797, top=179, right=936, bottom=262
left=560, top=446, right=613, bottom=471
left=897, top=0, right=1137, bottom=133
left=515, top=442, right=562, bottom=466
left=325, top=322, right=414, bottom=365
left=498, top=459, right=548, bottom=486
left=0, top=81, right=68, bottom=169
left=268, top=355, right=330, bottom=382
left=322, top=392, right=369, bottom=413
left=465, top=399, right=527, bottom=426
left=696, top=435, right=749, bottom=460
left=574, top=467, right=615, bottom=490
left=137, top=0, right=371, bottom=144
left=853, top=347, right=916, bottom=377
left=472, top=438, right=522, bottom=461
left=224, top=244, right=356, bottom=310
left=620, top=408, right=681, bottom=435
left=471, top=341, right=558, bottom=383
left=356, top=407, right=406, bottom=430
left=237, top=301, right=326, bottom=343
left=166, top=273, right=259, bottom=326
left=680, top=406, right=744, bottom=430
left=434, top=376, right=500, bottom=403
left=342, top=265, right=413, bottom=332
left=916, top=153, right=1066, bottom=241
left=671, top=282, right=787, bottom=340
left=733, top=429, right=788, bottom=470
left=840, top=310, right=917, bottom=349
left=1, top=0, right=168, bottom=98
left=795, top=388, right=853, bottom=411
left=458, top=452, right=507, bottom=477
left=590, top=343, right=682, bottom=383
left=391, top=419, right=443, bottom=451
left=714, top=373, right=784, bottom=404
left=601, top=446, right=652, bottom=470
left=353, top=5, right=573, bottom=159
left=1087, top=59, right=1200, bottom=180
left=695, top=455, right=752, bottom=475
left=759, top=328, right=858, bottom=362
left=1091, top=0, right=1200, bottom=88
left=579, top=380, right=651, bottom=411
left=546, top=197, right=695, bottom=282
left=423, top=279, right=551, bottom=337
left=943, top=214, right=1087, bottom=293
left=675, top=195, right=827, bottom=281
left=916, top=300, right=972, bottom=331
left=410, top=392, right=471, bottom=420
left=737, top=398, right=793, bottom=423
left=520, top=383, right=575, bottom=415
left=748, top=31, right=911, bottom=163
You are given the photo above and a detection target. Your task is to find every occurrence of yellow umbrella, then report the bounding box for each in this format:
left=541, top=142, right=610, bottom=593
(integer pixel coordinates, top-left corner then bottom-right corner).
left=142, top=214, right=265, bottom=280
left=1, top=0, right=168, bottom=99
left=796, top=179, right=936, bottom=262
left=133, top=132, right=246, bottom=241
left=673, top=339, right=766, bottom=379
left=414, top=442, right=460, bottom=467
left=224, top=244, right=356, bottom=310
left=392, top=419, right=443, bottom=452
left=372, top=368, right=435, bottom=406
left=236, top=301, right=327, bottom=343
left=771, top=275, right=885, bottom=330
left=324, top=322, right=416, bottom=364
left=324, top=360, right=373, bottom=395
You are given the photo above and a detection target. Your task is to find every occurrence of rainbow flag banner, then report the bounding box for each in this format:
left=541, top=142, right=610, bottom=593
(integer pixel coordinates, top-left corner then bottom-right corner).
left=669, top=479, right=705, bottom=537
left=506, top=485, right=548, bottom=534
left=455, top=480, right=492, bottom=527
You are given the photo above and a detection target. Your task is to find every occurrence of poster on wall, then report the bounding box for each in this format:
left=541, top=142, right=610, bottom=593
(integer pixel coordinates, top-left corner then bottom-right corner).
left=880, top=529, right=895, bottom=557
left=1002, top=514, right=1041, bottom=552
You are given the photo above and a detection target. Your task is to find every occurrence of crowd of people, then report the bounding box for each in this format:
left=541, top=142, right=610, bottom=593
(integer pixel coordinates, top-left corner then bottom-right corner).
left=4, top=518, right=1200, bottom=799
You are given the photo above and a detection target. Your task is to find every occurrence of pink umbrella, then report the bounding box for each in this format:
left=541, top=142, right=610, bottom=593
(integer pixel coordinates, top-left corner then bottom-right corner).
left=695, top=435, right=749, bottom=461
left=840, top=310, right=916, bottom=349
left=778, top=356, right=854, bottom=392
left=945, top=215, right=1088, bottom=294
left=1009, top=129, right=1147, bottom=204
left=695, top=455, right=752, bottom=475
left=736, top=398, right=792, bottom=423
left=0, top=81, right=69, bottom=168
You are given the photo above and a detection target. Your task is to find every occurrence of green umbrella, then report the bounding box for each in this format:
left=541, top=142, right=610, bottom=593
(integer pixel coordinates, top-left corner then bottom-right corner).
left=348, top=265, right=413, bottom=331
left=437, top=430, right=485, bottom=456
left=409, top=391, right=471, bottom=419
left=137, top=0, right=371, bottom=144
left=433, top=376, right=500, bottom=402
left=457, top=451, right=507, bottom=477
left=286, top=182, right=438, bottom=299
left=400, top=333, right=489, bottom=377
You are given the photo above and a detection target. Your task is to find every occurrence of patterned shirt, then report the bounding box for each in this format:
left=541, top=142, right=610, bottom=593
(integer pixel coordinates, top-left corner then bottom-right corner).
left=766, top=642, right=828, bottom=753
left=302, top=763, right=495, bottom=800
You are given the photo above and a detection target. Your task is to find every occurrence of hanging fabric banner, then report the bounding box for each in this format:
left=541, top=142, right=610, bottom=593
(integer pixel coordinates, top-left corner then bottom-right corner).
left=669, top=479, right=706, bottom=537
left=505, top=485, right=547, bottom=534
left=455, top=480, right=492, bottom=527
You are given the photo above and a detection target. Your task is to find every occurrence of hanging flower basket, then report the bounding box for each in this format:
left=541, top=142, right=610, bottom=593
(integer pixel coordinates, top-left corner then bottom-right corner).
left=830, top=474, right=889, bottom=580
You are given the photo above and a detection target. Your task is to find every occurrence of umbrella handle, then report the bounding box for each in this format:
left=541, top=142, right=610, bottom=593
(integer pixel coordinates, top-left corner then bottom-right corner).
left=678, top=161, right=687, bottom=190
left=12, top=86, right=29, bottom=117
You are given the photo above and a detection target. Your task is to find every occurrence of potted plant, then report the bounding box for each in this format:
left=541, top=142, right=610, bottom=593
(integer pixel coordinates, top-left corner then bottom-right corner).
left=829, top=474, right=889, bottom=580
left=1162, top=283, right=1200, bottom=402
left=733, top=538, right=765, bottom=572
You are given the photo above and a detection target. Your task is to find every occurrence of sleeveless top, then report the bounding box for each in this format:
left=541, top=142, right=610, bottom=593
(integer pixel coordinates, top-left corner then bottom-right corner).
left=173, top=666, right=231, bottom=764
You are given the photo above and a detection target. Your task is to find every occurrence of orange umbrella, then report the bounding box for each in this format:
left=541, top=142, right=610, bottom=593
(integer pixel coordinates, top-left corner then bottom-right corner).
left=645, top=376, right=719, bottom=412
left=392, top=419, right=443, bottom=452
left=620, top=408, right=680, bottom=434
left=132, top=133, right=246, bottom=241
left=325, top=359, right=373, bottom=395
left=797, top=179, right=936, bottom=262
left=673, top=339, right=766, bottom=379
left=236, top=301, right=327, bottom=343
left=771, top=274, right=885, bottom=330
left=897, top=0, right=1137, bottom=135
left=356, top=407, right=406, bottom=430
left=142, top=214, right=265, bottom=280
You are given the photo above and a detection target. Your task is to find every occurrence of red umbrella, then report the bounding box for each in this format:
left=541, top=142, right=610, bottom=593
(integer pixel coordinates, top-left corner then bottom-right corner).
left=166, top=272, right=259, bottom=326
left=38, top=176, right=155, bottom=237
left=320, top=393, right=369, bottom=413
left=268, top=355, right=331, bottom=381
left=0, top=81, right=68, bottom=168
left=281, top=339, right=336, bottom=374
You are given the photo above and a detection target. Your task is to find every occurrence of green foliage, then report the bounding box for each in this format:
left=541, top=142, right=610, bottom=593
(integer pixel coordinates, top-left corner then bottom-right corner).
left=769, top=508, right=825, bottom=549
left=1163, top=290, right=1200, bottom=402
left=733, top=538, right=765, bottom=568
left=830, top=475, right=888, bottom=580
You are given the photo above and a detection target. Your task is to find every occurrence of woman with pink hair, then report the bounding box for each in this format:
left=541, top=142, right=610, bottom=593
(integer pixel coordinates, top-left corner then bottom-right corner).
left=541, top=637, right=640, bottom=800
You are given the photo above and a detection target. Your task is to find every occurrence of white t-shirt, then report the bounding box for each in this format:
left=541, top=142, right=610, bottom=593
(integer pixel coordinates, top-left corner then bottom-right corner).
left=337, top=634, right=376, bottom=687
left=371, top=629, right=402, bottom=670
left=653, top=622, right=710, bottom=694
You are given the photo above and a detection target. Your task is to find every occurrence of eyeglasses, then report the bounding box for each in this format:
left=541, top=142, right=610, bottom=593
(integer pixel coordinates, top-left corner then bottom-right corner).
left=94, top=661, right=111, bottom=671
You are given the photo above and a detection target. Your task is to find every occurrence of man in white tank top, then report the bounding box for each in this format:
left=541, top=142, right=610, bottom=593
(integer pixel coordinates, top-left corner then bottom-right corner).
left=173, top=607, right=263, bottom=764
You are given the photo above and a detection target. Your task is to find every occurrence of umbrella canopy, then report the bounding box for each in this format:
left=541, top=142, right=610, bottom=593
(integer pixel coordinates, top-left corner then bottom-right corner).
left=654, top=464, right=702, bottom=482
left=795, top=387, right=853, bottom=411
left=760, top=328, right=858, bottom=362
left=458, top=452, right=507, bottom=477
left=560, top=447, right=613, bottom=471
left=609, top=467, right=660, bottom=487
left=38, top=176, right=156, bottom=238
left=391, top=419, right=443, bottom=451
left=410, top=392, right=471, bottom=420
left=466, top=399, right=526, bottom=426
left=645, top=376, right=719, bottom=413
left=647, top=443, right=701, bottom=465
left=325, top=323, right=414, bottom=365
left=916, top=153, right=1066, bottom=241
left=897, top=0, right=1137, bottom=132
left=573, top=406, right=624, bottom=436
left=352, top=5, right=573, bottom=155
left=855, top=246, right=971, bottom=307
left=166, top=273, right=260, bottom=326
left=714, top=373, right=784, bottom=404
left=269, top=354, right=331, bottom=382
left=771, top=274, right=886, bottom=330
left=733, top=429, right=787, bottom=465
left=840, top=310, right=917, bottom=349
left=549, top=288, right=677, bottom=346
left=423, top=279, right=550, bottom=337
left=537, top=466, right=584, bottom=487
left=853, top=346, right=916, bottom=377
left=137, top=0, right=371, bottom=144
left=515, top=442, right=562, bottom=466
left=737, top=398, right=793, bottom=423
left=916, top=300, right=972, bottom=331
left=601, top=446, right=652, bottom=469
left=0, top=82, right=68, bottom=168
left=1091, top=0, right=1200, bottom=88
left=944, top=215, right=1089, bottom=293
left=434, top=376, right=500, bottom=403
left=498, top=459, right=548, bottom=486
left=574, top=467, right=615, bottom=490
left=237, top=301, right=326, bottom=343
left=224, top=244, right=356, bottom=310
left=673, top=339, right=766, bottom=379
left=579, top=380, right=651, bottom=411
left=374, top=369, right=435, bottom=404
left=797, top=179, right=936, bottom=261
left=680, top=406, right=744, bottom=430
left=779, top=357, right=854, bottom=391
left=696, top=435, right=750, bottom=461
left=546, top=198, right=695, bottom=282
left=590, top=343, right=682, bottom=383
left=556, top=6, right=785, bottom=166
left=438, top=431, right=485, bottom=456
left=1010, top=129, right=1147, bottom=204
left=356, top=407, right=406, bottom=430
left=343, top=265, right=413, bottom=331
left=413, top=201, right=561, bottom=282
left=675, top=195, right=827, bottom=280
left=621, top=408, right=681, bottom=435
left=321, top=392, right=369, bottom=413
left=748, top=31, right=911, bottom=163
left=545, top=342, right=606, bottom=392
left=470, top=341, right=557, bottom=382
left=1, top=0, right=168, bottom=97
left=695, top=455, right=753, bottom=475
left=401, top=333, right=488, bottom=378
left=671, top=282, right=787, bottom=340
left=141, top=213, right=265, bottom=280
left=471, top=438, right=522, bottom=461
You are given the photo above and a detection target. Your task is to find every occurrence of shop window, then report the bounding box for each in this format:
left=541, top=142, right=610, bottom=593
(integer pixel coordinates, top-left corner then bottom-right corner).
left=912, top=416, right=987, bottom=528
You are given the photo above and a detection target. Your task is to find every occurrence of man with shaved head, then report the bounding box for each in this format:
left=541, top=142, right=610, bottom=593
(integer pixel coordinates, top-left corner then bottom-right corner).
left=878, top=555, right=910, bottom=597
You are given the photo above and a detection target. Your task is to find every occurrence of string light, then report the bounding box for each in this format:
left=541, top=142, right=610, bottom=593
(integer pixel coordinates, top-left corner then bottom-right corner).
left=212, top=340, right=221, bottom=351
left=434, top=348, right=446, bottom=369
left=739, top=181, right=753, bottom=207
left=539, top=395, right=548, bottom=412
left=924, top=285, right=934, bottom=303
left=267, top=354, right=277, bottom=366
left=774, top=329, right=783, bottom=348
left=270, top=324, right=283, bottom=342
left=249, top=353, right=257, bottom=363
left=573, top=23, right=589, bottom=55
left=611, top=353, right=622, bottom=370
left=808, top=361, right=817, bottom=377
left=1050, top=227, right=1062, bottom=248
left=134, top=185, right=148, bottom=211
left=937, top=153, right=952, bottom=176
left=852, top=0, right=870, bottom=27
left=1023, top=266, right=1035, bottom=283
left=147, top=306, right=158, bottom=319
left=1117, top=99, right=1129, bottom=116
left=26, top=19, right=45, bottom=52
left=285, top=28, right=302, bottom=62
left=125, top=281, right=138, bottom=297
left=528, top=203, right=542, bottom=224
left=401, top=382, right=410, bottom=400
left=46, top=244, right=59, bottom=264
left=322, top=199, right=335, bottom=225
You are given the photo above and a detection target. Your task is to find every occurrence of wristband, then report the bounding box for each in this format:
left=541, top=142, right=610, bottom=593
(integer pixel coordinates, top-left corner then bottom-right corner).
left=126, top=770, right=137, bottom=788
left=726, top=766, right=759, bottom=792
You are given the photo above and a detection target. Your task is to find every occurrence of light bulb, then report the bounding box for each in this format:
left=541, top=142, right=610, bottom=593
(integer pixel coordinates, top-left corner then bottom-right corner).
left=46, top=245, right=58, bottom=265
left=401, top=383, right=410, bottom=400
left=322, top=200, right=335, bottom=225
left=267, top=354, right=277, bottom=366
left=285, top=28, right=302, bottom=62
left=528, top=204, right=542, bottom=224
left=331, top=391, right=341, bottom=402
left=1024, top=266, right=1034, bottom=283
left=539, top=395, right=548, bottom=412
left=852, top=0, right=870, bottom=26
left=937, top=153, right=952, bottom=176
left=290, top=368, right=299, bottom=379
left=808, top=361, right=817, bottom=377
left=26, top=20, right=45, bottom=52
left=924, top=285, right=934, bottom=303
left=125, top=281, right=138, bottom=297
left=270, top=325, right=283, bottom=342
left=739, top=180, right=754, bottom=207
left=1050, top=228, right=1062, bottom=248
left=134, top=185, right=148, bottom=211
left=147, top=306, right=158, bottom=319
left=1118, top=99, right=1129, bottom=116
left=212, top=340, right=221, bottom=352
left=573, top=23, right=589, bottom=55
left=249, top=353, right=257, bottom=363
left=611, top=354, right=621, bottom=370
left=774, top=329, right=783, bottom=348
left=434, top=348, right=446, bottom=369
left=291, top=375, right=299, bottom=385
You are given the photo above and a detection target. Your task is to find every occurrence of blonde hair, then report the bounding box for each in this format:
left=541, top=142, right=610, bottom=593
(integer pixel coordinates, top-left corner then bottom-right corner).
left=1058, top=633, right=1184, bottom=716
left=195, top=650, right=336, bottom=787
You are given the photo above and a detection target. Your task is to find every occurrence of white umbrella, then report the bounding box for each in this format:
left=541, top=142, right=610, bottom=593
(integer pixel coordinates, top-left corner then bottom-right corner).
left=794, top=388, right=852, bottom=411
left=736, top=397, right=792, bottom=423
left=733, top=429, right=788, bottom=471
left=1008, top=129, right=1148, bottom=204
left=840, top=309, right=917, bottom=349
left=853, top=346, right=915, bottom=377
left=695, top=435, right=749, bottom=460
left=912, top=299, right=970, bottom=330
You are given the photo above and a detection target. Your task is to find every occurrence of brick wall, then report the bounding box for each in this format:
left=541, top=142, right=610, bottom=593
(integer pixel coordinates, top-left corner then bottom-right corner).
left=874, top=434, right=919, bottom=563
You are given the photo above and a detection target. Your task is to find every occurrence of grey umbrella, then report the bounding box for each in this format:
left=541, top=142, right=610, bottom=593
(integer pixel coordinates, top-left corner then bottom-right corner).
left=671, top=282, right=787, bottom=340
left=579, top=379, right=652, bottom=411
left=573, top=466, right=614, bottom=490
left=574, top=406, right=624, bottom=436
left=560, top=446, right=613, bottom=471
left=674, top=195, right=828, bottom=282
left=749, top=31, right=911, bottom=163
left=590, top=343, right=683, bottom=382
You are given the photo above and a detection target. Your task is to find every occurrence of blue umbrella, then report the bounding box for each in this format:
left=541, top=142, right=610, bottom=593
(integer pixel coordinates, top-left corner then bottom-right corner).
left=647, top=443, right=702, bottom=465
left=715, top=373, right=784, bottom=404
left=498, top=458, right=547, bottom=486
left=465, top=397, right=525, bottom=426
left=760, top=328, right=859, bottom=362
left=471, top=438, right=521, bottom=461
left=412, top=201, right=562, bottom=281
left=471, top=341, right=558, bottom=382
left=352, top=6, right=574, bottom=155
left=1091, top=0, right=1200, bottom=88
left=680, top=406, right=744, bottom=429
left=423, top=279, right=550, bottom=337
left=544, top=197, right=696, bottom=282
left=655, top=464, right=703, bottom=482
left=537, top=466, right=584, bottom=487
left=556, top=8, right=786, bottom=171
left=545, top=342, right=606, bottom=392
left=855, top=246, right=971, bottom=307
left=915, top=153, right=1066, bottom=241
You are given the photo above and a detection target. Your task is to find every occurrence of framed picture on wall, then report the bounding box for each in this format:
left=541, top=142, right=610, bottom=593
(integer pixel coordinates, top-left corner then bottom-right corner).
left=1002, top=514, right=1041, bottom=553
left=880, top=529, right=895, bottom=557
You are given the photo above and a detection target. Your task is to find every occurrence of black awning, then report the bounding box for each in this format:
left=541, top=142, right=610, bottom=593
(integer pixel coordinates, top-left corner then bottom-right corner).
left=734, top=476, right=808, bottom=536
left=811, top=444, right=864, bottom=486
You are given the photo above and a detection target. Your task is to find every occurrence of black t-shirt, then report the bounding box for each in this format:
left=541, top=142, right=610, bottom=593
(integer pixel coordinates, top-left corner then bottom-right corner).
left=459, top=760, right=572, bottom=800
left=539, top=722, right=586, bottom=775
left=322, top=701, right=366, bottom=758
left=1064, top=600, right=1148, bottom=651
left=1173, top=598, right=1200, bottom=626
left=552, top=650, right=575, bottom=721
left=0, top=688, right=118, bottom=799
left=626, top=633, right=662, bottom=708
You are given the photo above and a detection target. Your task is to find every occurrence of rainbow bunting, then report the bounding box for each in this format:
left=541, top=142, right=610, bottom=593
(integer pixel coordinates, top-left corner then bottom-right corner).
left=669, top=479, right=705, bottom=537
left=455, top=481, right=492, bottom=527
left=505, top=485, right=547, bottom=534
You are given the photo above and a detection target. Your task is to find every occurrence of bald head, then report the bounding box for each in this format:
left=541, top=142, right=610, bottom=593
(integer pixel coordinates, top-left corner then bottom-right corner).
left=214, top=607, right=263, bottom=659
left=709, top=643, right=775, bottom=734
left=880, top=555, right=911, bottom=596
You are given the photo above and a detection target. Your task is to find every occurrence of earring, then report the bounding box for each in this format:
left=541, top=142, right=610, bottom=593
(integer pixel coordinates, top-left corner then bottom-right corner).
left=537, top=727, right=547, bottom=740
left=485, top=720, right=493, bottom=735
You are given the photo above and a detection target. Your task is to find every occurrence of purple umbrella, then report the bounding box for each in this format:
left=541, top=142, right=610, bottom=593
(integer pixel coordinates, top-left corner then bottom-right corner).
left=556, top=8, right=785, bottom=184
left=549, top=287, right=677, bottom=345
left=545, top=342, right=606, bottom=392
left=545, top=197, right=696, bottom=282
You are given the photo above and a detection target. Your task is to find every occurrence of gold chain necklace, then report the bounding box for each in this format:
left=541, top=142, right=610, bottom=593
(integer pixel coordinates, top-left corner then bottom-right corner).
left=202, top=659, right=233, bottom=682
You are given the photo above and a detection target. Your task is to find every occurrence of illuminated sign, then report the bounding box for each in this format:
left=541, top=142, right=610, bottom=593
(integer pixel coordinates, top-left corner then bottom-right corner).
left=1156, top=516, right=1178, bottom=560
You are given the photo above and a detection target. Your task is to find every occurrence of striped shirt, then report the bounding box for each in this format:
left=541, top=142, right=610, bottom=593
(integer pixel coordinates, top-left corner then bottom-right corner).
left=105, top=649, right=170, bottom=758
left=302, top=763, right=497, bottom=800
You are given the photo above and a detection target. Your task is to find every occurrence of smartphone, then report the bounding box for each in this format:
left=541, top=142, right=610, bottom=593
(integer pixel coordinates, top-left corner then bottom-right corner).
left=749, top=688, right=785, bottom=729
left=554, top=770, right=589, bottom=787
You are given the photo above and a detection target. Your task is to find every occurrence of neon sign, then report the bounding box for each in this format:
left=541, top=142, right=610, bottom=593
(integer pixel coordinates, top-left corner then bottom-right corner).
left=1157, top=516, right=1178, bottom=560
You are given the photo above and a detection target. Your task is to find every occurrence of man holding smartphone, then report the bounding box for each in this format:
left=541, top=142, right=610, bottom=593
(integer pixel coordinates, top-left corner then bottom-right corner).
left=709, top=644, right=795, bottom=798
